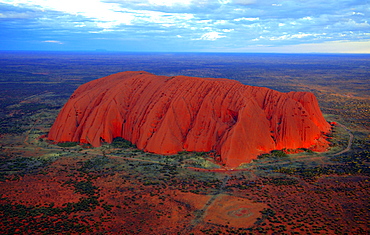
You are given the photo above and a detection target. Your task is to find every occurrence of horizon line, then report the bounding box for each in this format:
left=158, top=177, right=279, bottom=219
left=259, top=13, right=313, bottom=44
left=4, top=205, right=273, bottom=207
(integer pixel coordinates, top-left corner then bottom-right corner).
left=1, top=49, right=370, bottom=55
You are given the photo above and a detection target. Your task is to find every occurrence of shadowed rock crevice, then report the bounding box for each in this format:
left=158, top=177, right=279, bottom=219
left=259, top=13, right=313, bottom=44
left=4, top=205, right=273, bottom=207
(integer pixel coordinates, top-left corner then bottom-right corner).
left=48, top=71, right=331, bottom=167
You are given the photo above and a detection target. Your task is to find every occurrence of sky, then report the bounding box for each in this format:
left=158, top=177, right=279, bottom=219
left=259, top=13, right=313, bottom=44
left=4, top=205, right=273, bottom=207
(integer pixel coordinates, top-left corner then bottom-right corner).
left=0, top=0, right=369, bottom=53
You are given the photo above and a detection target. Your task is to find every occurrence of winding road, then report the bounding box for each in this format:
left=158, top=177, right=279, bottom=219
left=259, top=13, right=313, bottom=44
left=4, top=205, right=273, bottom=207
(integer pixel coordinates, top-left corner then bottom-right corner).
left=332, top=122, right=354, bottom=156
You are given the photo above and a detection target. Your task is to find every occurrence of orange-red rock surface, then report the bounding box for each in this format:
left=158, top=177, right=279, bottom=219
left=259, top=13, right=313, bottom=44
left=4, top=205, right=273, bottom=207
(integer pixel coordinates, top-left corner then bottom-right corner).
left=48, top=71, right=331, bottom=167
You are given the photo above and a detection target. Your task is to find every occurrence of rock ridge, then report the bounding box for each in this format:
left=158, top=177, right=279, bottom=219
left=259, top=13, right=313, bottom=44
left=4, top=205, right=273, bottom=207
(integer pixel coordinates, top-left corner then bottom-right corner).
left=48, top=71, right=331, bottom=167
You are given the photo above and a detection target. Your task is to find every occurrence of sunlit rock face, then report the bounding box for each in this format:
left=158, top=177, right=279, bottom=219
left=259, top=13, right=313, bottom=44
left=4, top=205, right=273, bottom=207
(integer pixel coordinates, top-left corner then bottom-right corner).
left=48, top=71, right=331, bottom=167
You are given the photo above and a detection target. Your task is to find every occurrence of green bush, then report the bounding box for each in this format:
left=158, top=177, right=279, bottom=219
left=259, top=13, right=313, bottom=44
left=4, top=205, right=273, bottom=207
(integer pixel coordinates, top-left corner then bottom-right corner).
left=258, top=150, right=288, bottom=159
left=57, top=142, right=78, bottom=147
left=111, top=137, right=136, bottom=148
left=271, top=150, right=288, bottom=157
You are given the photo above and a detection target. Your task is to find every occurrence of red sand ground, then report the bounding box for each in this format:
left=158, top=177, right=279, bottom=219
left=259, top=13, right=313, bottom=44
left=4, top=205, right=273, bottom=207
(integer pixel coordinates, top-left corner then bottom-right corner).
left=1, top=150, right=368, bottom=234
left=203, top=194, right=266, bottom=228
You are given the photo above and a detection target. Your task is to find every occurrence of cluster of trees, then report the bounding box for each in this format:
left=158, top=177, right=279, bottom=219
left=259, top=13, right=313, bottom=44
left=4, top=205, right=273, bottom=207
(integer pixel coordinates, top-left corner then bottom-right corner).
left=57, top=142, right=78, bottom=147
left=263, top=177, right=298, bottom=186
left=0, top=202, right=93, bottom=234
left=111, top=137, right=136, bottom=148
left=258, top=150, right=288, bottom=159
left=0, top=155, right=48, bottom=179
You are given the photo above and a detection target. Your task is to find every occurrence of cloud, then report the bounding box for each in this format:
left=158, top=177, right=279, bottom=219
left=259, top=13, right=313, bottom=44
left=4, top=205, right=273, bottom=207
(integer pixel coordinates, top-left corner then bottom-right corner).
left=0, top=11, right=35, bottom=18
left=234, top=17, right=259, bottom=22
left=43, top=40, right=63, bottom=44
left=0, top=2, right=40, bottom=19
left=334, top=19, right=370, bottom=29
left=195, top=32, right=226, bottom=41
left=222, top=40, right=370, bottom=53
left=232, top=0, right=256, bottom=5
left=265, top=33, right=327, bottom=41
left=147, top=0, right=193, bottom=7
left=273, top=40, right=370, bottom=53
left=0, top=0, right=369, bottom=52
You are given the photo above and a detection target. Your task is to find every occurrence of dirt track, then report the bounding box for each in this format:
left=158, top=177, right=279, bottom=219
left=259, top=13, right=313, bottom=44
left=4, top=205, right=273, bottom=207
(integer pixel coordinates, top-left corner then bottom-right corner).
left=181, top=174, right=231, bottom=234
left=332, top=122, right=354, bottom=156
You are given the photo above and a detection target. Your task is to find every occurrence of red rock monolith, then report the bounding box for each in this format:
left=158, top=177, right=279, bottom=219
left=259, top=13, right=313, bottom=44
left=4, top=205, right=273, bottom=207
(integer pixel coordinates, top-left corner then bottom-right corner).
left=48, top=71, right=331, bottom=167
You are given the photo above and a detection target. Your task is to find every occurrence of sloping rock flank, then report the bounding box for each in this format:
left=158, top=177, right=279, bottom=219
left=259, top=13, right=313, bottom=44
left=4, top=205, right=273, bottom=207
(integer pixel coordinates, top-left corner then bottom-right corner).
left=48, top=71, right=331, bottom=167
